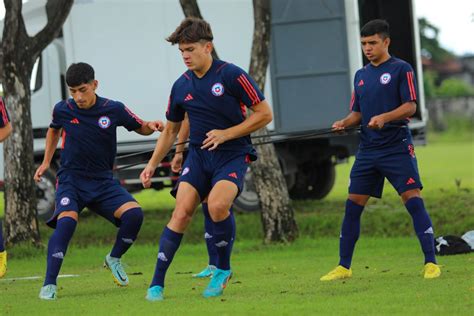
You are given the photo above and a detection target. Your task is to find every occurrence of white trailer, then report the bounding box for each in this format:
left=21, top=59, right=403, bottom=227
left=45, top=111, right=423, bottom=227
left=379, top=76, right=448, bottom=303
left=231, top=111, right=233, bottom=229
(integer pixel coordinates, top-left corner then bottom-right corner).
left=0, top=0, right=426, bottom=218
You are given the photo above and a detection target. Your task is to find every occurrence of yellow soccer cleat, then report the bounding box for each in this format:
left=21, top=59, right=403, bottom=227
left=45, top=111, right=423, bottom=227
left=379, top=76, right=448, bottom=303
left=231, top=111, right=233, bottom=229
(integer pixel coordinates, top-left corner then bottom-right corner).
left=320, top=265, right=352, bottom=281
left=423, top=262, right=441, bottom=279
left=0, top=251, right=6, bottom=278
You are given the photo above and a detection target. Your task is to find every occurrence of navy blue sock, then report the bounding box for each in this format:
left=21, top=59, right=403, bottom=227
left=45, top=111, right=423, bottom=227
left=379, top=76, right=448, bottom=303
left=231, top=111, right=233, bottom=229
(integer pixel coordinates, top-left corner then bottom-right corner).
left=150, top=226, right=183, bottom=288
left=202, top=203, right=218, bottom=266
left=110, top=208, right=143, bottom=258
left=405, top=197, right=436, bottom=264
left=339, top=199, right=365, bottom=269
left=212, top=214, right=235, bottom=271
left=0, top=220, right=4, bottom=252
left=44, top=217, right=77, bottom=286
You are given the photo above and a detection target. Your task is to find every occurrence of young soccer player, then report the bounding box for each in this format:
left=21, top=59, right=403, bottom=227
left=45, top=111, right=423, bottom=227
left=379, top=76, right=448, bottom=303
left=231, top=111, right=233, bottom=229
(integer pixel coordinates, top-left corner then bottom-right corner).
left=170, top=116, right=235, bottom=279
left=141, top=17, right=272, bottom=300
left=0, top=97, right=12, bottom=278
left=320, top=20, right=440, bottom=281
left=34, top=62, right=164, bottom=300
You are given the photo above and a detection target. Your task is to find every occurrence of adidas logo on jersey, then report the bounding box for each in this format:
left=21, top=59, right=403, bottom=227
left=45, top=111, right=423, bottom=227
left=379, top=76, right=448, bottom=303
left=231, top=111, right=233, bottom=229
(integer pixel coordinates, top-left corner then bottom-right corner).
left=184, top=93, right=194, bottom=101
left=158, top=252, right=168, bottom=262
left=215, top=240, right=229, bottom=248
left=52, top=252, right=64, bottom=259
left=70, top=118, right=80, bottom=124
left=406, top=177, right=416, bottom=185
left=424, top=227, right=434, bottom=234
left=204, top=232, right=213, bottom=239
left=358, top=79, right=364, bottom=86
left=228, top=172, right=238, bottom=179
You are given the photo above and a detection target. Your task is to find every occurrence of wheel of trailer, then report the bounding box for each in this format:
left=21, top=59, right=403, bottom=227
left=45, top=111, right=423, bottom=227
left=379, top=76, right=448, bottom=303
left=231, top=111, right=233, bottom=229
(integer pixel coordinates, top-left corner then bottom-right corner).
left=289, top=160, right=336, bottom=200
left=233, top=167, right=260, bottom=212
left=36, top=168, right=57, bottom=221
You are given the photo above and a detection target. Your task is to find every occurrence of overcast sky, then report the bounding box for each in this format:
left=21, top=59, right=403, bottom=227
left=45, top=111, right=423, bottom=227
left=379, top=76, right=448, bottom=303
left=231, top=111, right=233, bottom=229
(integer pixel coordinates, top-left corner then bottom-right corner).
left=1, top=0, right=473, bottom=56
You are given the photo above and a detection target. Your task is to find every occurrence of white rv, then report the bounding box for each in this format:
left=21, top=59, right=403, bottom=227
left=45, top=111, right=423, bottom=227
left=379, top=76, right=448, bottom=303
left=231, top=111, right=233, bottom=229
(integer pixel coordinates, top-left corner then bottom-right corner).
left=0, top=0, right=426, bottom=218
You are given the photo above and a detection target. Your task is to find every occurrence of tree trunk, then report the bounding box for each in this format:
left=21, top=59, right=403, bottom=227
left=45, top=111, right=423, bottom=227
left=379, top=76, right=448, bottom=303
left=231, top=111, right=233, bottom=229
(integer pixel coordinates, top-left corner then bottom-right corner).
left=1, top=0, right=73, bottom=246
left=249, top=0, right=298, bottom=243
left=179, top=0, right=219, bottom=59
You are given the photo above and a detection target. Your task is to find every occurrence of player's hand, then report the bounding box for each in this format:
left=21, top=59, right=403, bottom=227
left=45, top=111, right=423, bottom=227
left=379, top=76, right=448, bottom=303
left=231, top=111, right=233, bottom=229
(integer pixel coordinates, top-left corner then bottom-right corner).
left=201, top=129, right=229, bottom=151
left=140, top=164, right=156, bottom=188
left=332, top=120, right=346, bottom=131
left=368, top=115, right=385, bottom=129
left=147, top=120, right=165, bottom=132
left=34, top=163, right=50, bottom=182
left=170, top=153, right=183, bottom=173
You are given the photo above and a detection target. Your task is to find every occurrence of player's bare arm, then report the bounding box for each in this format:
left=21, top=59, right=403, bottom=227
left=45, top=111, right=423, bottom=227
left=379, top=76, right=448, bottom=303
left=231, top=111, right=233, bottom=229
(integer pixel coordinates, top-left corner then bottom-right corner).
left=201, top=100, right=272, bottom=150
left=171, top=114, right=189, bottom=173
left=140, top=120, right=182, bottom=188
left=332, top=111, right=362, bottom=130
left=135, top=120, right=165, bottom=135
left=0, top=122, right=12, bottom=142
left=34, top=128, right=61, bottom=182
left=368, top=101, right=416, bottom=129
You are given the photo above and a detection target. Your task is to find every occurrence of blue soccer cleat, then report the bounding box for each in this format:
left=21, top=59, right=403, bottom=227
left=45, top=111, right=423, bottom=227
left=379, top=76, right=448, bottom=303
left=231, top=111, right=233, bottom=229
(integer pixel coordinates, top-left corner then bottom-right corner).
left=146, top=285, right=164, bottom=301
left=39, top=284, right=57, bottom=300
left=202, top=268, right=232, bottom=298
left=104, top=254, right=129, bottom=286
left=193, top=265, right=216, bottom=278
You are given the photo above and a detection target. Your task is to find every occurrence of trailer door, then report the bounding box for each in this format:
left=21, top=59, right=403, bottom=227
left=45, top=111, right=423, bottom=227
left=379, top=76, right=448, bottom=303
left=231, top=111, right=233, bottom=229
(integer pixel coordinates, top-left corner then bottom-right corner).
left=270, top=0, right=353, bottom=133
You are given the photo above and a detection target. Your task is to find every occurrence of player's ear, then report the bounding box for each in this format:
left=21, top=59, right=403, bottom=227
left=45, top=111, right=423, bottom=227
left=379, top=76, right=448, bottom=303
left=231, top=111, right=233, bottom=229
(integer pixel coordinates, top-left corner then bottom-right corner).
left=92, top=80, right=98, bottom=91
left=383, top=37, right=390, bottom=48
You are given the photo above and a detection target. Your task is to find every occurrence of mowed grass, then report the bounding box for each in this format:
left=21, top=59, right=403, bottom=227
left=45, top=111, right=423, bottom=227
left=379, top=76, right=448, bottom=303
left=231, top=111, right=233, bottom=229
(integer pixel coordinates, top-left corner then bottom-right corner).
left=1, top=238, right=473, bottom=315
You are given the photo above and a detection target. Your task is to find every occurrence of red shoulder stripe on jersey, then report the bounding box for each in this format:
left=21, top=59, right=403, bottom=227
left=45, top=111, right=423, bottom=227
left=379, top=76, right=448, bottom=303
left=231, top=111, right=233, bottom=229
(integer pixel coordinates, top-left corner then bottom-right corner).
left=237, top=74, right=260, bottom=105
left=124, top=105, right=144, bottom=125
left=349, top=91, right=355, bottom=111
left=66, top=100, right=74, bottom=110
left=407, top=72, right=417, bottom=100
left=183, top=72, right=191, bottom=80
left=61, top=130, right=67, bottom=149
left=216, top=62, right=229, bottom=73
left=0, top=98, right=9, bottom=125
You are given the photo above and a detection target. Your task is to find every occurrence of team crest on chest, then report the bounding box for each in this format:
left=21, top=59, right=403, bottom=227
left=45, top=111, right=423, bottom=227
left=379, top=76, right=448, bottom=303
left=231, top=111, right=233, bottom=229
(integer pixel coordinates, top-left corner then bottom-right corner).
left=98, top=116, right=111, bottom=129
left=211, top=83, right=224, bottom=96
left=380, top=73, right=391, bottom=85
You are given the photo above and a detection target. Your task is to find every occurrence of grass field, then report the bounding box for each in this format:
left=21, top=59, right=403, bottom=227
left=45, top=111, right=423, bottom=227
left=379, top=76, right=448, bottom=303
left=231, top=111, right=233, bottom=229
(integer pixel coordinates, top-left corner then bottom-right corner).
left=1, top=238, right=473, bottom=315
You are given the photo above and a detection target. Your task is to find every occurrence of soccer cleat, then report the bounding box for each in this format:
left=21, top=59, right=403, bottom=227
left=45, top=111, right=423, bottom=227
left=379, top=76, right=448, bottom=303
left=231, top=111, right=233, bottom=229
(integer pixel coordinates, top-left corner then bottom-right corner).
left=202, top=268, right=232, bottom=298
left=146, top=285, right=164, bottom=301
left=320, top=265, right=352, bottom=281
left=193, top=265, right=216, bottom=278
left=39, top=284, right=57, bottom=300
left=0, top=251, right=6, bottom=278
left=423, top=262, right=441, bottom=279
left=104, top=254, right=129, bottom=286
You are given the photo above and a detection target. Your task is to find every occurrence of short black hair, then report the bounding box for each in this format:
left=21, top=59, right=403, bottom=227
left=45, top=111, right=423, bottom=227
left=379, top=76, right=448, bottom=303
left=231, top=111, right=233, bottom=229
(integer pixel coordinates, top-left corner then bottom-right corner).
left=360, top=19, right=390, bottom=39
left=66, top=62, right=95, bottom=87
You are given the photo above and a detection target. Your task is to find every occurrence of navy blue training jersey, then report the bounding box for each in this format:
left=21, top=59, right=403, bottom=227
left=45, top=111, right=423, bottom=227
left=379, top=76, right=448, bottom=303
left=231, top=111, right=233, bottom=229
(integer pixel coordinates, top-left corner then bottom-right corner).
left=0, top=97, right=10, bottom=128
left=166, top=59, right=265, bottom=159
left=50, top=96, right=143, bottom=177
left=350, top=57, right=418, bottom=149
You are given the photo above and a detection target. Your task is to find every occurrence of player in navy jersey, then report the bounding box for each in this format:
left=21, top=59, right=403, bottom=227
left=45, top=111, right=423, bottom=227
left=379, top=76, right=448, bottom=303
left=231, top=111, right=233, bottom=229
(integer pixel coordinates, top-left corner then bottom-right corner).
left=141, top=17, right=272, bottom=301
left=320, top=20, right=440, bottom=281
left=34, top=62, right=164, bottom=300
left=0, top=97, right=12, bottom=278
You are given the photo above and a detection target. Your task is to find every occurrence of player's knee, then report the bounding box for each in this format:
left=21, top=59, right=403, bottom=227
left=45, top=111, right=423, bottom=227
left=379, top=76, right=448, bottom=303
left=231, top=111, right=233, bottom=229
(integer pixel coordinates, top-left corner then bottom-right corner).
left=57, top=211, right=78, bottom=222
left=120, top=207, right=144, bottom=227
left=171, top=208, right=193, bottom=226
left=401, top=189, right=421, bottom=204
left=207, top=201, right=231, bottom=222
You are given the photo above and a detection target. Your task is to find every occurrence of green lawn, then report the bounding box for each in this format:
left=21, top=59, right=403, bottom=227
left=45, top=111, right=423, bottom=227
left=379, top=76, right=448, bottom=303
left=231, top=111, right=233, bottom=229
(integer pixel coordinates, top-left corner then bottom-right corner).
left=1, top=238, right=473, bottom=315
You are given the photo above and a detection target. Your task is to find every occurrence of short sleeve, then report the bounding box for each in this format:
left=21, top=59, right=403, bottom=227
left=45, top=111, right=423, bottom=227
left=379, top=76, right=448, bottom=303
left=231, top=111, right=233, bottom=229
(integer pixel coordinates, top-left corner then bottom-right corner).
left=226, top=66, right=265, bottom=107
left=350, top=75, right=361, bottom=112
left=116, top=102, right=144, bottom=131
left=49, top=102, right=63, bottom=129
left=399, top=63, right=418, bottom=104
left=0, top=97, right=10, bottom=128
left=166, top=84, right=185, bottom=122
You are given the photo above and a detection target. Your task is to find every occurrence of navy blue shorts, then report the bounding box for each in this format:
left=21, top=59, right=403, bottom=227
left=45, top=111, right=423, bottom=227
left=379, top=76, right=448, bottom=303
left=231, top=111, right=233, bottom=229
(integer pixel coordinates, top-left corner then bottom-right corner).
left=349, top=140, right=423, bottom=198
left=171, top=145, right=250, bottom=201
left=46, top=172, right=136, bottom=228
